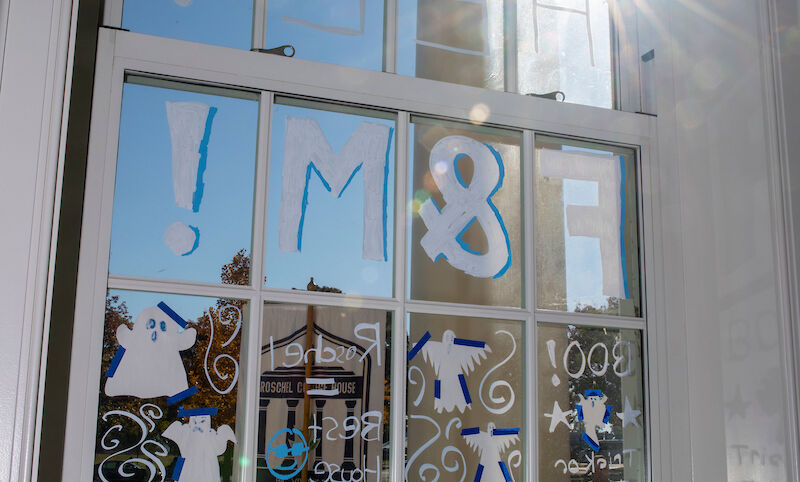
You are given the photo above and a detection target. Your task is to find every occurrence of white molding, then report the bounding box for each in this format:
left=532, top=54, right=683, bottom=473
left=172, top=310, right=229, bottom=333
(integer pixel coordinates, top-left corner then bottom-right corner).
left=761, top=0, right=800, bottom=478
left=0, top=0, right=76, bottom=481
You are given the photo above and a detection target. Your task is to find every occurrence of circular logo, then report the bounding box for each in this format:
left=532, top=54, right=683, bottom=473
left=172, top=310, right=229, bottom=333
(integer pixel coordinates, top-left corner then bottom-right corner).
left=266, top=428, right=309, bottom=480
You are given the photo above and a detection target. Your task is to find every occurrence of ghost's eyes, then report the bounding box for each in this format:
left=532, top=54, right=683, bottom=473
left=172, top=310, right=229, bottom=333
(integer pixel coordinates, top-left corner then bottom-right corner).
left=147, top=319, right=155, bottom=329
left=160, top=321, right=166, bottom=332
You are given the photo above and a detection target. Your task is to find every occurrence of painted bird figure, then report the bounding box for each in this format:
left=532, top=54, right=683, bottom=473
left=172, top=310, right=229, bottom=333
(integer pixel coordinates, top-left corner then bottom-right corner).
left=418, top=329, right=491, bottom=413
left=462, top=422, right=519, bottom=482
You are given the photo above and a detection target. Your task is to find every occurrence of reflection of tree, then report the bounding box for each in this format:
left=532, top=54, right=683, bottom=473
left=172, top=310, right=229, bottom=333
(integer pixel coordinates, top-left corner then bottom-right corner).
left=574, top=297, right=619, bottom=315
left=97, top=250, right=249, bottom=480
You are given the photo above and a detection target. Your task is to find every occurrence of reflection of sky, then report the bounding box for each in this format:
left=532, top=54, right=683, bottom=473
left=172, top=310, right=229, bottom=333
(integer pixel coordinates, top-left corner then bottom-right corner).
left=562, top=145, right=610, bottom=311
left=122, top=0, right=253, bottom=50
left=264, top=104, right=395, bottom=297
left=266, top=0, right=383, bottom=70
left=110, top=289, right=241, bottom=327
left=110, top=83, right=258, bottom=284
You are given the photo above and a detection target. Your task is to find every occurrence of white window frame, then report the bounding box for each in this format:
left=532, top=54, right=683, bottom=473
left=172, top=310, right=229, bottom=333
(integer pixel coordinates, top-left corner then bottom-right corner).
left=62, top=23, right=665, bottom=481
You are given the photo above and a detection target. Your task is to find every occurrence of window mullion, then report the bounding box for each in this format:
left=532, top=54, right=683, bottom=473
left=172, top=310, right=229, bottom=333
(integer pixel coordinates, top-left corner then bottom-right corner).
left=390, top=110, right=409, bottom=481
left=505, top=0, right=519, bottom=94
left=384, top=0, right=398, bottom=74
left=523, top=129, right=537, bottom=481
left=252, top=0, right=267, bottom=51
left=102, top=0, right=123, bottom=28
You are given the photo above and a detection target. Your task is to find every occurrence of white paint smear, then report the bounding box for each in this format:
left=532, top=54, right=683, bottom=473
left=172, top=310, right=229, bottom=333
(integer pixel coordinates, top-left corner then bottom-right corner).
left=539, top=148, right=626, bottom=299
left=163, top=416, right=236, bottom=482
left=419, top=135, right=509, bottom=278
left=165, top=101, right=211, bottom=210
left=278, top=117, right=391, bottom=261
left=105, top=305, right=197, bottom=398
left=164, top=221, right=197, bottom=256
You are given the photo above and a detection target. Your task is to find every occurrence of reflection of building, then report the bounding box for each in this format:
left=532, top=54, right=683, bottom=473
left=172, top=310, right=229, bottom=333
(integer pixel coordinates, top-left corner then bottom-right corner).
left=257, top=320, right=376, bottom=481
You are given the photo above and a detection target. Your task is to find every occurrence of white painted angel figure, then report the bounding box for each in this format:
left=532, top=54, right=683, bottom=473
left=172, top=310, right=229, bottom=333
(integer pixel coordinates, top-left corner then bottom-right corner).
left=417, top=329, right=491, bottom=413
left=462, top=422, right=519, bottom=481
left=104, top=304, right=196, bottom=398
left=163, top=414, right=237, bottom=482
left=576, top=389, right=612, bottom=452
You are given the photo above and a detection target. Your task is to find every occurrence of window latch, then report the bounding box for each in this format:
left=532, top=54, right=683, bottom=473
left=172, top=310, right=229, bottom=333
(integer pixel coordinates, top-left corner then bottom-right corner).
left=526, top=91, right=566, bottom=102
left=251, top=45, right=296, bottom=57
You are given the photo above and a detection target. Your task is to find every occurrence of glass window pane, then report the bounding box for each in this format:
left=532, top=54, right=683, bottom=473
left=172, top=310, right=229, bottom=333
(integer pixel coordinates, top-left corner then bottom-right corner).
left=538, top=322, right=646, bottom=481
left=264, top=98, right=396, bottom=297
left=535, top=135, right=641, bottom=317
left=95, top=290, right=247, bottom=481
left=406, top=314, right=525, bottom=481
left=408, top=116, right=523, bottom=307
left=257, top=303, right=391, bottom=481
left=517, top=0, right=614, bottom=108
left=109, top=80, right=259, bottom=285
left=265, top=0, right=385, bottom=70
left=398, top=0, right=505, bottom=90
left=122, top=0, right=253, bottom=50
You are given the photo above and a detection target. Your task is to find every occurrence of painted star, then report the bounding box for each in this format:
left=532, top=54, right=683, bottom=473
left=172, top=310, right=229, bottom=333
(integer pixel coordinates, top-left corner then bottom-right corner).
left=616, top=396, right=642, bottom=428
left=725, top=384, right=750, bottom=421
left=544, top=401, right=572, bottom=432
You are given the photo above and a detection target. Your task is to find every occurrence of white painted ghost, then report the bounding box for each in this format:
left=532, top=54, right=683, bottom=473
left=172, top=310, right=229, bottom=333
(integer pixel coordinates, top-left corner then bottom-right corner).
left=104, top=305, right=196, bottom=398
left=462, top=422, right=519, bottom=481
left=576, top=390, right=612, bottom=452
left=163, top=416, right=236, bottom=482
left=418, top=329, right=491, bottom=413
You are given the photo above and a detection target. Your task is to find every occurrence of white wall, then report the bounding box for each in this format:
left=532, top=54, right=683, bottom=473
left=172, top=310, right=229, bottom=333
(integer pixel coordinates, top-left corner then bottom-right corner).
left=0, top=0, right=74, bottom=481
left=651, top=0, right=798, bottom=480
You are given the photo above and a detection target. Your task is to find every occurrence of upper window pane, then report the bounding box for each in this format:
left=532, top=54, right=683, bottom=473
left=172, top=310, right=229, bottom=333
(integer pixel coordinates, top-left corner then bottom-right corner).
left=109, top=79, right=259, bottom=285
left=535, top=135, right=641, bottom=317
left=398, top=0, right=505, bottom=90
left=264, top=98, right=396, bottom=297
left=408, top=117, right=523, bottom=307
left=122, top=0, right=254, bottom=50
left=517, top=0, right=614, bottom=108
left=265, top=0, right=385, bottom=70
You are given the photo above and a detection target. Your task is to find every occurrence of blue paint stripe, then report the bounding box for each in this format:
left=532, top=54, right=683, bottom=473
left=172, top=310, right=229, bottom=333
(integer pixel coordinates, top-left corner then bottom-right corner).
left=382, top=128, right=394, bottom=262
left=498, top=461, right=512, bottom=482
left=434, top=379, right=441, bottom=399
left=484, top=143, right=512, bottom=279
left=453, top=153, right=469, bottom=188
left=582, top=432, right=600, bottom=452
left=458, top=373, right=472, bottom=404
left=456, top=217, right=482, bottom=255
left=434, top=253, right=448, bottom=262
left=181, top=225, right=200, bottom=256
left=492, top=428, right=520, bottom=436
left=474, top=463, right=484, bottom=482
left=407, top=331, right=431, bottom=360
left=158, top=302, right=187, bottom=329
left=453, top=337, right=485, bottom=348
left=461, top=427, right=480, bottom=436
left=603, top=405, right=613, bottom=424
left=177, top=407, right=218, bottom=417
left=105, top=346, right=126, bottom=378
left=618, top=155, right=630, bottom=299
left=167, top=386, right=199, bottom=405
left=172, top=456, right=185, bottom=480
left=192, top=106, right=217, bottom=213
left=585, top=389, right=603, bottom=397
left=576, top=404, right=584, bottom=421
left=338, top=163, right=363, bottom=198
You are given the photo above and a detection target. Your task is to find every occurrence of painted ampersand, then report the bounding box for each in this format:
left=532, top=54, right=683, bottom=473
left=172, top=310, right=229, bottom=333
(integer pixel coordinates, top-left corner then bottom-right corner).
left=419, top=135, right=512, bottom=278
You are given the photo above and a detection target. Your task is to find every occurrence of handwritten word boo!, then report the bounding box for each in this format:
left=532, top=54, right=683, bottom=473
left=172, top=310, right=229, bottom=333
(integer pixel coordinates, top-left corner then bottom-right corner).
left=267, top=322, right=382, bottom=370
left=561, top=340, right=634, bottom=378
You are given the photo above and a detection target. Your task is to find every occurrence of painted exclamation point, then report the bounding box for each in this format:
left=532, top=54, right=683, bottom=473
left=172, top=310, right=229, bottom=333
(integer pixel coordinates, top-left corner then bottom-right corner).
left=546, top=339, right=560, bottom=387
left=163, top=101, right=217, bottom=256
